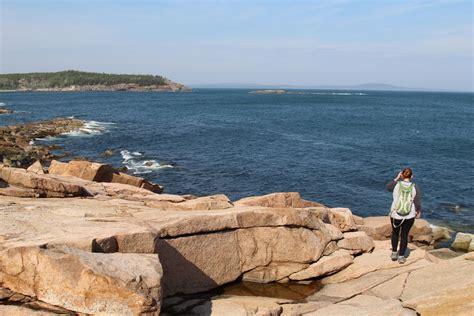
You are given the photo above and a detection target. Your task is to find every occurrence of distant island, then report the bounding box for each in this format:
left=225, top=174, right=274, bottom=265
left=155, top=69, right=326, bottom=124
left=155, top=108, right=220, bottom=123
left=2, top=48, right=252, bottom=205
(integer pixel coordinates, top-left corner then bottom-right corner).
left=0, top=70, right=191, bottom=92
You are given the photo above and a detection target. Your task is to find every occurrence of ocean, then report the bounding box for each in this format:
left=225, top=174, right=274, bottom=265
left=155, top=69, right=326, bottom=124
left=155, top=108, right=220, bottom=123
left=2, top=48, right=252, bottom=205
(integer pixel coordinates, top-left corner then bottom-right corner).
left=1, top=89, right=473, bottom=233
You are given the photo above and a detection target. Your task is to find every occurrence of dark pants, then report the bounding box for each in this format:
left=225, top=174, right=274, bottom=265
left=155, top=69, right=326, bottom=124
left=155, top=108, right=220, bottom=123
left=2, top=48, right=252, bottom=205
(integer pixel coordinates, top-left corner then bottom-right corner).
left=390, top=217, right=415, bottom=257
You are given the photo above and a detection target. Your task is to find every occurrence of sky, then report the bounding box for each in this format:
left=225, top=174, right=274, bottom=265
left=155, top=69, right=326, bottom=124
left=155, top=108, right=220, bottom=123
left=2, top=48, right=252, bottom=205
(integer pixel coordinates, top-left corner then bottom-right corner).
left=1, top=0, right=473, bottom=91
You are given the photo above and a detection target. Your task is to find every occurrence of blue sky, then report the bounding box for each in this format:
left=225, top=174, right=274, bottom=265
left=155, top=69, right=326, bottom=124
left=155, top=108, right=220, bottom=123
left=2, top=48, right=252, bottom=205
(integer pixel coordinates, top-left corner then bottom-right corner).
left=1, top=0, right=472, bottom=90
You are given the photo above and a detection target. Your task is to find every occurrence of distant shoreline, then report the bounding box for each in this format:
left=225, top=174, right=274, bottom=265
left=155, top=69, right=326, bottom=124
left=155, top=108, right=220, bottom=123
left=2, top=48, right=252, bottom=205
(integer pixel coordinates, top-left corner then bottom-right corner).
left=0, top=70, right=192, bottom=92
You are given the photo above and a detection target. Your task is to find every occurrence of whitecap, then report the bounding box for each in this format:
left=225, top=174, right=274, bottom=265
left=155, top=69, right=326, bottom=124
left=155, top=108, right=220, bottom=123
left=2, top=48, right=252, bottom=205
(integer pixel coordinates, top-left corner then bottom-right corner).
left=60, top=120, right=116, bottom=138
left=120, top=150, right=173, bottom=174
left=35, top=136, right=60, bottom=141
left=0, top=102, right=5, bottom=106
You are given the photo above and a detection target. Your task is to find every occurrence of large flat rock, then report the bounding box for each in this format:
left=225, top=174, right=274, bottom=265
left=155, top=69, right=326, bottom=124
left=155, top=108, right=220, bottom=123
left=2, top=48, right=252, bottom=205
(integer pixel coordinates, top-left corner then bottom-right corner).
left=309, top=259, right=432, bottom=302
left=234, top=192, right=324, bottom=208
left=401, top=254, right=474, bottom=315
left=307, top=294, right=416, bottom=316
left=0, top=196, right=328, bottom=251
left=0, top=245, right=162, bottom=314
left=322, top=247, right=427, bottom=284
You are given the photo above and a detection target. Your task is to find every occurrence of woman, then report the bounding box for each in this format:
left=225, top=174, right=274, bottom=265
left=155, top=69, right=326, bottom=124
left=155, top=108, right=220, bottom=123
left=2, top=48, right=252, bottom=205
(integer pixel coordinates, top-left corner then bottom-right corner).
left=386, top=168, right=421, bottom=264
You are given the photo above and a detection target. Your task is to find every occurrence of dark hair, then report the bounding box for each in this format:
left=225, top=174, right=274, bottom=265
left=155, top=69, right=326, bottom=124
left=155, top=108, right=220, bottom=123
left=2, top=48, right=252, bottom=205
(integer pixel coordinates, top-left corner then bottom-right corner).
left=402, top=168, right=413, bottom=179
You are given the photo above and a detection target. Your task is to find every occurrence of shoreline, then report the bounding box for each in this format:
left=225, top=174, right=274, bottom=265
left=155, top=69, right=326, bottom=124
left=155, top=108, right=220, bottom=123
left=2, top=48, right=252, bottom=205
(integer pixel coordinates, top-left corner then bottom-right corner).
left=0, top=118, right=85, bottom=168
left=0, top=117, right=470, bottom=234
left=0, top=118, right=472, bottom=314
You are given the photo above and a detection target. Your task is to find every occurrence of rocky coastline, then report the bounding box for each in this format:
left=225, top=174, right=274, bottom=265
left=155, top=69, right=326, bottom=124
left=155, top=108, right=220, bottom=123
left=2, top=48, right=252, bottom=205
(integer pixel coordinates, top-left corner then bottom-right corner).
left=1, top=82, right=191, bottom=92
left=0, top=118, right=84, bottom=167
left=0, top=119, right=473, bottom=315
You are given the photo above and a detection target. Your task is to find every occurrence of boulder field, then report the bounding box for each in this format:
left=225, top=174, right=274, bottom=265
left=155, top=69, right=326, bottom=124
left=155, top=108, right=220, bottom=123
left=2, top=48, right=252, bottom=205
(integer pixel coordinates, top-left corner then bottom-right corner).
left=0, top=165, right=472, bottom=315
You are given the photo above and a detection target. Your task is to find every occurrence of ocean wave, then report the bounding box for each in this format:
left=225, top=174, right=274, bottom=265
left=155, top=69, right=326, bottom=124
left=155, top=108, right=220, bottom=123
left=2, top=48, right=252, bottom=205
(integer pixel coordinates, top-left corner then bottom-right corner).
left=35, top=136, right=60, bottom=141
left=61, top=120, right=116, bottom=137
left=34, top=120, right=116, bottom=143
left=120, top=150, right=174, bottom=174
left=0, top=102, right=6, bottom=106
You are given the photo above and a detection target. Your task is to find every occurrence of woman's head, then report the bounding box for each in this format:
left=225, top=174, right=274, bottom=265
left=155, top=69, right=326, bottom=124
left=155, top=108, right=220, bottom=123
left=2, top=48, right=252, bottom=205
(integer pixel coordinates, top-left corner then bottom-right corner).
left=401, top=168, right=413, bottom=180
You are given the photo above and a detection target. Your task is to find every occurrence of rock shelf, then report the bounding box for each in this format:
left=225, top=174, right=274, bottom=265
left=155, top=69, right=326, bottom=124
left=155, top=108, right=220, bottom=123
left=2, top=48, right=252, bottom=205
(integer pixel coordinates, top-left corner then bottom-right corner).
left=0, top=163, right=472, bottom=315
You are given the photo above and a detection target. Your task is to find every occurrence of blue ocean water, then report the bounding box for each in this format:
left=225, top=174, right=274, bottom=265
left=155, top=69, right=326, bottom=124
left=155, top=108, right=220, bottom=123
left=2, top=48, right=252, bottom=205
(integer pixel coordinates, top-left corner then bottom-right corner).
left=1, top=89, right=473, bottom=232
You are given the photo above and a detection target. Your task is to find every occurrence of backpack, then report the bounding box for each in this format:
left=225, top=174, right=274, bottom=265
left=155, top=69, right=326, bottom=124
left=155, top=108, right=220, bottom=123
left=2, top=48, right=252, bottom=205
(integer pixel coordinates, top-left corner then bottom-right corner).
left=393, top=181, right=414, bottom=216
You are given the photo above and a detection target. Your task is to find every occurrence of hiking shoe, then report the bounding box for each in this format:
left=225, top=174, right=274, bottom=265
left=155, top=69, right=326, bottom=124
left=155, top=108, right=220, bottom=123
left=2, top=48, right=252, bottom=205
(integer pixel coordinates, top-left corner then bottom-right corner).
left=391, top=251, right=398, bottom=261
left=398, top=256, right=407, bottom=264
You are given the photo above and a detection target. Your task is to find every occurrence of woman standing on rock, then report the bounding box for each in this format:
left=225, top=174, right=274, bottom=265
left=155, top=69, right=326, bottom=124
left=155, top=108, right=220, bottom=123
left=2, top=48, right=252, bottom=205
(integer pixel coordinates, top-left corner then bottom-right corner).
left=387, top=168, right=421, bottom=264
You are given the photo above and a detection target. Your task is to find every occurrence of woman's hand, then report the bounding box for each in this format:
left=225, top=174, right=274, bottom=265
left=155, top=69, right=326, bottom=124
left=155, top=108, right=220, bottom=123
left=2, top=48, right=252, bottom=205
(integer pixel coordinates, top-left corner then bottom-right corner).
left=394, top=171, right=402, bottom=181
left=416, top=211, right=421, bottom=219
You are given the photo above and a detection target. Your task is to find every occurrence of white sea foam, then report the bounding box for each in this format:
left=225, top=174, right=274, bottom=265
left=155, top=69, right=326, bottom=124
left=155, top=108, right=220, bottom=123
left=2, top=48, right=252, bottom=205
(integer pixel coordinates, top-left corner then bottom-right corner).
left=0, top=102, right=5, bottom=106
left=61, top=120, right=116, bottom=137
left=120, top=150, right=173, bottom=174
left=34, top=120, right=115, bottom=143
left=35, top=136, right=60, bottom=141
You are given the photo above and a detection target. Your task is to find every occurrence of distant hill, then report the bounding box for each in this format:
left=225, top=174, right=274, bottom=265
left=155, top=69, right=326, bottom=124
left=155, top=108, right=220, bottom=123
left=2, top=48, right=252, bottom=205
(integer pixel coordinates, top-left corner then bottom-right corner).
left=0, top=70, right=190, bottom=92
left=190, top=82, right=432, bottom=91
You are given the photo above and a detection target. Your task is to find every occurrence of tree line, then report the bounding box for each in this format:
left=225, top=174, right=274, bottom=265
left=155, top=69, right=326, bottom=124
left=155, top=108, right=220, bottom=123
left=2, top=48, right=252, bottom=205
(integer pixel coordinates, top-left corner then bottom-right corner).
left=0, top=70, right=167, bottom=89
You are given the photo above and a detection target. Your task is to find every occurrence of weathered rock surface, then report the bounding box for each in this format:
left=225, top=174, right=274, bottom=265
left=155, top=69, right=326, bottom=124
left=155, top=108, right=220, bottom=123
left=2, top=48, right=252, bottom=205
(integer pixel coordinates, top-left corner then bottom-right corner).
left=427, top=248, right=463, bottom=260
left=289, top=250, right=353, bottom=280
left=337, top=231, right=375, bottom=255
left=49, top=160, right=163, bottom=193
left=0, top=245, right=163, bottom=314
left=147, top=194, right=233, bottom=211
left=432, top=225, right=452, bottom=241
left=309, top=259, right=432, bottom=302
left=183, top=295, right=291, bottom=316
left=365, top=272, right=409, bottom=299
left=0, top=164, right=167, bottom=199
left=0, top=305, right=59, bottom=316
left=451, top=232, right=473, bottom=252
left=401, top=254, right=474, bottom=315
left=243, top=262, right=309, bottom=283
left=237, top=226, right=330, bottom=273
left=328, top=208, right=357, bottom=232
left=322, top=241, right=338, bottom=256
left=0, top=165, right=90, bottom=197
left=308, top=294, right=416, bottom=316
left=324, top=223, right=343, bottom=241
left=0, top=193, right=471, bottom=315
left=410, top=219, right=432, bottom=240
left=0, top=195, right=334, bottom=303
left=157, top=231, right=242, bottom=296
left=26, top=161, right=45, bottom=174
left=48, top=159, right=114, bottom=181
left=322, top=247, right=427, bottom=284
left=234, top=192, right=324, bottom=208
left=356, top=216, right=392, bottom=240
